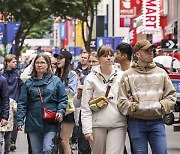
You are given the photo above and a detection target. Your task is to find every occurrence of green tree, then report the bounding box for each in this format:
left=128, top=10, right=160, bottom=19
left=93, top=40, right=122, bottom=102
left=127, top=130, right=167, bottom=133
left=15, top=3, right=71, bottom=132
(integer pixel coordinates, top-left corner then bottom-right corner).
left=0, top=0, right=84, bottom=57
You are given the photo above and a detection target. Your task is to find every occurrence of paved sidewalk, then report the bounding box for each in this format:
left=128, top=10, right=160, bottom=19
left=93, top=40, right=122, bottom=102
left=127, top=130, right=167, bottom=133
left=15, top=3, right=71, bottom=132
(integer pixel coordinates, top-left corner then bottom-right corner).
left=7, top=126, right=180, bottom=154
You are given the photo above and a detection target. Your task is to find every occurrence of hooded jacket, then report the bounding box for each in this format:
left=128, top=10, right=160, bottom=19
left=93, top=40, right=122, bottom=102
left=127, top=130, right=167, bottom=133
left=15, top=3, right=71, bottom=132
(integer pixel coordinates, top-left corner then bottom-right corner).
left=117, top=61, right=177, bottom=120
left=16, top=74, right=68, bottom=133
left=81, top=65, right=127, bottom=135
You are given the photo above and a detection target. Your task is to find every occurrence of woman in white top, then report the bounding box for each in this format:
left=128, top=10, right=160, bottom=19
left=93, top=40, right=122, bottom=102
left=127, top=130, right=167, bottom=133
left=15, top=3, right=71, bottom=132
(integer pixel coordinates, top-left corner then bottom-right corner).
left=81, top=45, right=127, bottom=154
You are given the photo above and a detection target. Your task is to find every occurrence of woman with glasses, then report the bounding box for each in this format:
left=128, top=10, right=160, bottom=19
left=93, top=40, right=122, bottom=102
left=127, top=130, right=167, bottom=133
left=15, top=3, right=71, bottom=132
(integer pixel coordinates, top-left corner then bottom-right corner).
left=16, top=53, right=68, bottom=154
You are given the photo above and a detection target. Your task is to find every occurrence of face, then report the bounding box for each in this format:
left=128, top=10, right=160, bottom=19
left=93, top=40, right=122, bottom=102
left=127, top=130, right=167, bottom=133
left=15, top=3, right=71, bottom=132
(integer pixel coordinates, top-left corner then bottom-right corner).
left=80, top=53, right=89, bottom=65
left=7, top=58, right=17, bottom=70
left=57, top=57, right=65, bottom=68
left=35, top=56, right=48, bottom=74
left=115, top=50, right=126, bottom=64
left=50, top=57, right=57, bottom=70
left=98, top=54, right=114, bottom=67
left=136, top=48, right=154, bottom=64
left=88, top=56, right=99, bottom=70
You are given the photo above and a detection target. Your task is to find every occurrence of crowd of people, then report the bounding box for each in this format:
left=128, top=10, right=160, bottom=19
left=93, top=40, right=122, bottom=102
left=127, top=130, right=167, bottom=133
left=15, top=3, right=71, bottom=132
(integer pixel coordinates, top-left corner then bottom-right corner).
left=0, top=39, right=177, bottom=154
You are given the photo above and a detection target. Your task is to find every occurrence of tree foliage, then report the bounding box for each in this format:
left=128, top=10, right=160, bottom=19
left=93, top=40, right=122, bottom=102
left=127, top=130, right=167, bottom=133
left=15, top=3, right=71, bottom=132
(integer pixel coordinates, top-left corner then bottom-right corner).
left=0, top=0, right=101, bottom=56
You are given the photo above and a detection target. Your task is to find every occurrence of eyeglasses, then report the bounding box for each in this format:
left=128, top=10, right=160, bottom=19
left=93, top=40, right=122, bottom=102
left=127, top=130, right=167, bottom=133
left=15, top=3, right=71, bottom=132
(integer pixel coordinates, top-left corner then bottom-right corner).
left=35, top=61, right=47, bottom=65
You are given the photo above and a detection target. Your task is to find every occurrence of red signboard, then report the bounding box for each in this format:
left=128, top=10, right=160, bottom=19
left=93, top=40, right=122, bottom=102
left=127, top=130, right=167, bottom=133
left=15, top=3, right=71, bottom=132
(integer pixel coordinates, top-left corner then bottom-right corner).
left=143, top=0, right=160, bottom=33
left=120, top=0, right=142, bottom=27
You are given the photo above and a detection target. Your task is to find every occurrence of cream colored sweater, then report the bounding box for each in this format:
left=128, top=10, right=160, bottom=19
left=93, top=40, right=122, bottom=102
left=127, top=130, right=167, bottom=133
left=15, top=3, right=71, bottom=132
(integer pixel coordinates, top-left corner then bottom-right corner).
left=117, top=61, right=177, bottom=120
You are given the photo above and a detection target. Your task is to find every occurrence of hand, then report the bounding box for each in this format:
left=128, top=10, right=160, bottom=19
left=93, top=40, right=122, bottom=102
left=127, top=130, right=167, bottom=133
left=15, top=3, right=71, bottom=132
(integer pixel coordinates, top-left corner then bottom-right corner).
left=0, top=119, right=8, bottom=126
left=77, top=85, right=83, bottom=99
left=18, top=125, right=23, bottom=131
left=55, top=113, right=63, bottom=122
left=84, top=133, right=93, bottom=142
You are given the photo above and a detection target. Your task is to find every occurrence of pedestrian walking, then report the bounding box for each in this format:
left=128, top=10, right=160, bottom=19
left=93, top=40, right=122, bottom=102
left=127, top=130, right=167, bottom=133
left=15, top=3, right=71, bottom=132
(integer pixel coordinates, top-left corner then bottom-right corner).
left=55, top=51, right=78, bottom=154
left=0, top=74, right=9, bottom=154
left=0, top=99, right=16, bottom=154
left=2, top=54, right=23, bottom=152
left=75, top=51, right=89, bottom=76
left=73, top=51, right=99, bottom=154
left=16, top=53, right=68, bottom=154
left=81, top=45, right=127, bottom=154
left=117, top=39, right=177, bottom=154
left=115, top=42, right=134, bottom=154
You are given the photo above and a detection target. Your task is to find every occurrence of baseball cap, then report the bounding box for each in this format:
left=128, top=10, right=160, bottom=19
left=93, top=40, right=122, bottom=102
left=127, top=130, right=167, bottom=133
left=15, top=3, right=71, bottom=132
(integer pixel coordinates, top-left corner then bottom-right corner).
left=134, top=40, right=157, bottom=52
left=54, top=51, right=72, bottom=61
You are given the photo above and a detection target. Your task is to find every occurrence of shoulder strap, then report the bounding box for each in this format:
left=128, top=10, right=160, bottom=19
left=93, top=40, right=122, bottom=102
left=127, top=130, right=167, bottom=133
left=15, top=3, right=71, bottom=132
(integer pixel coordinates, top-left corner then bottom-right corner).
left=38, top=87, right=44, bottom=105
left=105, top=85, right=111, bottom=97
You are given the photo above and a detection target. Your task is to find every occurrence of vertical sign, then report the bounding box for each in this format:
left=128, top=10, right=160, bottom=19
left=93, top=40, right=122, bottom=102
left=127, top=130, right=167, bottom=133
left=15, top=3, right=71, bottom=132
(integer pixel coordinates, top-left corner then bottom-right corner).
left=75, top=21, right=84, bottom=47
left=60, top=22, right=66, bottom=40
left=54, top=23, right=60, bottom=47
left=143, top=0, right=160, bottom=33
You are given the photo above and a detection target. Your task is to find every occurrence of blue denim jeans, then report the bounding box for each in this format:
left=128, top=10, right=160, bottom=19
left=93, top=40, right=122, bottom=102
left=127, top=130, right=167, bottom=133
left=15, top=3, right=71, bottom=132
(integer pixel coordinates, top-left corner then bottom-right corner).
left=29, top=131, right=56, bottom=154
left=128, top=117, right=167, bottom=154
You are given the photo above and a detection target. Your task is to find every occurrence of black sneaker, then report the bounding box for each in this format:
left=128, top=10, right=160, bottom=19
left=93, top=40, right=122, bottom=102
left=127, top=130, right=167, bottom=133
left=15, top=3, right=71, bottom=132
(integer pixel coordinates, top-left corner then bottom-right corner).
left=10, top=144, right=16, bottom=151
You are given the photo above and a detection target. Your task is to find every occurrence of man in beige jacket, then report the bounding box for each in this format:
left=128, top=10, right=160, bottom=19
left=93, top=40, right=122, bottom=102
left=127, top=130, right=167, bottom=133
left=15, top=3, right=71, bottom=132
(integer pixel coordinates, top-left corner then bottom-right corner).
left=117, top=40, right=177, bottom=154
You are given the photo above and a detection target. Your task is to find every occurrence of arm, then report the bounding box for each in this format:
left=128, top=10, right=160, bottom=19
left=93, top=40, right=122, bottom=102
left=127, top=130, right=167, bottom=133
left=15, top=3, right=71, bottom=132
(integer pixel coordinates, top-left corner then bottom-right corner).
left=160, top=75, right=177, bottom=114
left=20, top=65, right=33, bottom=82
left=67, top=71, right=78, bottom=96
left=16, top=83, right=28, bottom=128
left=56, top=78, right=68, bottom=117
left=81, top=78, right=93, bottom=135
left=117, top=75, right=138, bottom=115
left=0, top=77, right=10, bottom=120
left=73, top=85, right=83, bottom=108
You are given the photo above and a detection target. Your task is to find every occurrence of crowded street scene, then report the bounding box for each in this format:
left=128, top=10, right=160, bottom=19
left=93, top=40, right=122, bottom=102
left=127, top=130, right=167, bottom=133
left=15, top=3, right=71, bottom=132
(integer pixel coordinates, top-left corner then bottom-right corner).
left=0, top=0, right=180, bottom=154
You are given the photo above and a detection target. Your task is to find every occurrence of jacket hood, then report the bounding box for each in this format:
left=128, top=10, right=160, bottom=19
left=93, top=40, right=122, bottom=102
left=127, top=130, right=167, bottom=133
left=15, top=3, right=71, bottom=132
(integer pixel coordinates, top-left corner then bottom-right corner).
left=131, top=61, right=156, bottom=74
left=91, top=65, right=118, bottom=84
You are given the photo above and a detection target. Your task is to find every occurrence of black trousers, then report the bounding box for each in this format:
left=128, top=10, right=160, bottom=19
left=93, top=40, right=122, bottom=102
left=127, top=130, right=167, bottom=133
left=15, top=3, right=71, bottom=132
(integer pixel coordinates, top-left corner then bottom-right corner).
left=78, top=124, right=91, bottom=154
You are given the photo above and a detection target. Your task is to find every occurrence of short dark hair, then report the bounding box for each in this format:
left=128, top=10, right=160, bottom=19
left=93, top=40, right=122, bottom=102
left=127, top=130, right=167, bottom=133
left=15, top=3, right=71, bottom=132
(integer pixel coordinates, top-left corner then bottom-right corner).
left=116, top=42, right=133, bottom=61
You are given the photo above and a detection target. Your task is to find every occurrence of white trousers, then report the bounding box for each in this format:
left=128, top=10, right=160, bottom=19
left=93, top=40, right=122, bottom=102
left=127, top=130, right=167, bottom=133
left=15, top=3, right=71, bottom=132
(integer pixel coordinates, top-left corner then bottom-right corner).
left=90, top=126, right=127, bottom=154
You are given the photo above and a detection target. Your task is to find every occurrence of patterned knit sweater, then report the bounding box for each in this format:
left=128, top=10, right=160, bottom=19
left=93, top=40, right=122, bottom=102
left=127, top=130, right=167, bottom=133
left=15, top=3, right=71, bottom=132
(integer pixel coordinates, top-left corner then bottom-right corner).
left=117, top=61, right=177, bottom=120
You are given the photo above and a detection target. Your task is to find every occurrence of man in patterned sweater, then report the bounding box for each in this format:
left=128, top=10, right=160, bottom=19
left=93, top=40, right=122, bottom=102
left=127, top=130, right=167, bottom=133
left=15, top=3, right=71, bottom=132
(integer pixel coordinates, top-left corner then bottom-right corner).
left=117, top=39, right=177, bottom=154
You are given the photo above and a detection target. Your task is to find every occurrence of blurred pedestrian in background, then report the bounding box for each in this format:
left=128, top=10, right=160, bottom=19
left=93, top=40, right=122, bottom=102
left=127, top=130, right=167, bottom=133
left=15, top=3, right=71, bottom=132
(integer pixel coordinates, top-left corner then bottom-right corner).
left=0, top=99, right=16, bottom=154
left=2, top=54, right=23, bottom=152
left=115, top=42, right=134, bottom=154
left=16, top=53, right=68, bottom=154
left=75, top=51, right=89, bottom=76
left=0, top=74, right=9, bottom=154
